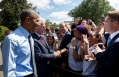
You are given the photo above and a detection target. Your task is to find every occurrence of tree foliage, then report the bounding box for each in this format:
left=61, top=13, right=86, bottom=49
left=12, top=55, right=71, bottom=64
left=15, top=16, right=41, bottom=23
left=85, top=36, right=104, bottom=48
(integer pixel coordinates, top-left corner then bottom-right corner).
left=0, top=26, right=8, bottom=41
left=68, top=0, right=115, bottom=25
left=45, top=22, right=59, bottom=29
left=49, top=23, right=59, bottom=28
left=0, top=0, right=37, bottom=30
left=45, top=22, right=50, bottom=28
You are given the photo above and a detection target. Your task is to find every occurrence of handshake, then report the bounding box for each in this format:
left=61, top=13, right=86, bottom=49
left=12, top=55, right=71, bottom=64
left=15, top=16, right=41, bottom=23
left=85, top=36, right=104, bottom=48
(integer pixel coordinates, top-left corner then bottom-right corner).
left=54, top=48, right=67, bottom=58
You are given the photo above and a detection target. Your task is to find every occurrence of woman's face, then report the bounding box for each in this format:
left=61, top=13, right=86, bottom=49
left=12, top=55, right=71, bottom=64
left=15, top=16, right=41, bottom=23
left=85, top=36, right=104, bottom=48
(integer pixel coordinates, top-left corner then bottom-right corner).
left=57, top=31, right=63, bottom=39
left=88, top=32, right=96, bottom=46
left=47, top=36, right=54, bottom=46
left=74, top=29, right=82, bottom=40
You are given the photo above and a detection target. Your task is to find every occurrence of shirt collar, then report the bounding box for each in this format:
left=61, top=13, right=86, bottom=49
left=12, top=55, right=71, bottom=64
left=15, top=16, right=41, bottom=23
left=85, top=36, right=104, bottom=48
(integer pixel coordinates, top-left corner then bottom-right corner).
left=35, top=32, right=44, bottom=38
left=109, top=30, right=119, bottom=40
left=63, top=30, right=68, bottom=36
left=35, top=32, right=41, bottom=37
left=18, top=26, right=30, bottom=38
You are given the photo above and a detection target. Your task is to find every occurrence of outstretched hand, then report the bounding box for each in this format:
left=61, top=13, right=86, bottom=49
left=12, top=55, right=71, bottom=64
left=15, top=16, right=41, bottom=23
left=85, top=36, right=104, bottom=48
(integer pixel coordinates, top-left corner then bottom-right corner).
left=84, top=53, right=96, bottom=61
left=54, top=51, right=61, bottom=58
left=60, top=48, right=68, bottom=54
left=93, top=44, right=103, bottom=55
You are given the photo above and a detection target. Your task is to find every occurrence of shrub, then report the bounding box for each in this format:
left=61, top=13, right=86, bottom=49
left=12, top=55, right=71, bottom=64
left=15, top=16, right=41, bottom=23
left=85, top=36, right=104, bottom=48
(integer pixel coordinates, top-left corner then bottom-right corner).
left=0, top=26, right=8, bottom=41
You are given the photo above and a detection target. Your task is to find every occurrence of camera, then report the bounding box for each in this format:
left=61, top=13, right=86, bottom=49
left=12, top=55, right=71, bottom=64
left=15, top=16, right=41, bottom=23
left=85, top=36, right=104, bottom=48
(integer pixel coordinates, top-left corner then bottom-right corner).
left=89, top=22, right=92, bottom=25
left=98, top=43, right=103, bottom=49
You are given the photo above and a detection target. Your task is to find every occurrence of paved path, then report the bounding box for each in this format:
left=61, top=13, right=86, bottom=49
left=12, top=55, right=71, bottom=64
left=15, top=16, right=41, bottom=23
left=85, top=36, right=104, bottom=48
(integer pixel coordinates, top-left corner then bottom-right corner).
left=0, top=50, right=4, bottom=77
left=0, top=43, right=4, bottom=77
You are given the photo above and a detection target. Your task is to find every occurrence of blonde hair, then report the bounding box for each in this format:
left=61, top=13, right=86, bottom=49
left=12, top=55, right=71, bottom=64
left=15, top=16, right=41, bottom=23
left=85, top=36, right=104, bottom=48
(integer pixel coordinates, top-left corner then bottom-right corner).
left=108, top=10, right=119, bottom=23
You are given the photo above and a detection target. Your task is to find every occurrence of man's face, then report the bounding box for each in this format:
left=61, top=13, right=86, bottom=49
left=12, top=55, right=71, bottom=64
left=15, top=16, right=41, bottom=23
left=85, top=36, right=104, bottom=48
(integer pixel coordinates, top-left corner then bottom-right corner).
left=75, top=18, right=80, bottom=22
left=29, top=14, right=40, bottom=32
left=36, top=22, right=46, bottom=34
left=105, top=16, right=113, bottom=33
left=60, top=23, right=67, bottom=33
left=81, top=20, right=87, bottom=26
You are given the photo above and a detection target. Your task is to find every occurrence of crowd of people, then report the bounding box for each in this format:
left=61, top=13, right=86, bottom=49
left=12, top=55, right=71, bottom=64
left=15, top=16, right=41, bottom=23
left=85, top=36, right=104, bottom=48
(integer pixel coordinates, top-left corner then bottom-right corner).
left=1, top=8, right=119, bottom=77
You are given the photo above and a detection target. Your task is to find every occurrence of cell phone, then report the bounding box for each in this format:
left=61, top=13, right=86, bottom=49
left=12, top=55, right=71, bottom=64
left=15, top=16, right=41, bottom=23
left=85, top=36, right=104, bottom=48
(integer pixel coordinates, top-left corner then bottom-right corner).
left=98, top=43, right=103, bottom=49
left=101, top=17, right=105, bottom=22
left=89, top=22, right=92, bottom=25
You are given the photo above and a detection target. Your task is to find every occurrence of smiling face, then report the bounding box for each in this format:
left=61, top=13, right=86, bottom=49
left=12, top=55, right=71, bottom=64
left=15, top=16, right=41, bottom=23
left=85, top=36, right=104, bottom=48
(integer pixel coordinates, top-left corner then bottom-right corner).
left=47, top=35, right=54, bottom=46
left=74, top=29, right=82, bottom=40
left=23, top=14, right=40, bottom=33
left=60, top=23, right=68, bottom=34
left=88, top=32, right=96, bottom=46
left=35, top=21, right=46, bottom=35
left=57, top=30, right=63, bottom=39
left=29, top=14, right=40, bottom=32
left=20, top=9, right=40, bottom=33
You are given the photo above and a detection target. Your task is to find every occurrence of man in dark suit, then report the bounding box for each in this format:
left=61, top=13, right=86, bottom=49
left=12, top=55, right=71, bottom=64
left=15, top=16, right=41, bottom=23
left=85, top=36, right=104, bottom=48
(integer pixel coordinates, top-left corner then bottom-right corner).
left=58, top=22, right=72, bottom=77
left=59, top=22, right=72, bottom=68
left=93, top=10, right=119, bottom=77
left=59, top=22, right=72, bottom=50
left=32, top=19, right=67, bottom=77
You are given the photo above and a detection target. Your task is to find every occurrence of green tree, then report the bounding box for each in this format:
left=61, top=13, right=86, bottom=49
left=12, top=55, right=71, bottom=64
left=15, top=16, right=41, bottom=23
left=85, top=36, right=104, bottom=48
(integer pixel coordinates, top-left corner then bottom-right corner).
left=68, top=0, right=115, bottom=25
left=0, top=0, right=36, bottom=30
left=45, top=22, right=50, bottom=28
left=50, top=23, right=59, bottom=28
left=0, top=26, right=8, bottom=41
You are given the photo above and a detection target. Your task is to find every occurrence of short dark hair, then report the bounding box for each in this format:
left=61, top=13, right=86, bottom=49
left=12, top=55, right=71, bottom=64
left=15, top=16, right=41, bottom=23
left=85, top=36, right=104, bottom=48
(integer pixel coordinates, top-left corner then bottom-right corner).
left=108, top=10, right=119, bottom=23
left=46, top=33, right=55, bottom=40
left=20, top=8, right=38, bottom=23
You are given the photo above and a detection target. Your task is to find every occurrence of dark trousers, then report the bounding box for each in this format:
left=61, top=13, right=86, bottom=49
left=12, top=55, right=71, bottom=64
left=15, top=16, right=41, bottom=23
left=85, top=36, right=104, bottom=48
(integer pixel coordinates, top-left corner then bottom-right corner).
left=24, top=73, right=33, bottom=77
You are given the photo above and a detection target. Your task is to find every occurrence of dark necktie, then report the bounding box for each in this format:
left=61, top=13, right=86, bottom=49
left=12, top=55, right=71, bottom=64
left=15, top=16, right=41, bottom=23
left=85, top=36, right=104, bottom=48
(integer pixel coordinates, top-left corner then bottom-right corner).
left=28, top=35, right=37, bottom=77
left=40, top=35, right=46, bottom=45
left=107, top=37, right=111, bottom=45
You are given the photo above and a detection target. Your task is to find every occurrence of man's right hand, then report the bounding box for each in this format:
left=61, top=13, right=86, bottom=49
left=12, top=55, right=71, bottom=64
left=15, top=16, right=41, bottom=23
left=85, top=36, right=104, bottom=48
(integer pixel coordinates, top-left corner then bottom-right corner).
left=54, top=51, right=61, bottom=58
left=60, top=48, right=68, bottom=54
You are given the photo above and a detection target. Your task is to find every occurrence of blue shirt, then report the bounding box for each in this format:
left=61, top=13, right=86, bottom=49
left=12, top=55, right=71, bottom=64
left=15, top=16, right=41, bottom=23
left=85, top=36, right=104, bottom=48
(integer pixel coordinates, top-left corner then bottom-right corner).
left=2, top=26, right=33, bottom=77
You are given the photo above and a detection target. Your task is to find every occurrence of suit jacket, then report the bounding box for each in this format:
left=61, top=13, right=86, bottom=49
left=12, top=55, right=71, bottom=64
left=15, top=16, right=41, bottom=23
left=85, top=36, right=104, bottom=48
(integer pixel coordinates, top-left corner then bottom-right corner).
left=32, top=33, right=55, bottom=77
left=104, top=32, right=110, bottom=47
left=95, top=33, right=119, bottom=77
left=59, top=31, right=72, bottom=66
left=59, top=31, right=72, bottom=50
